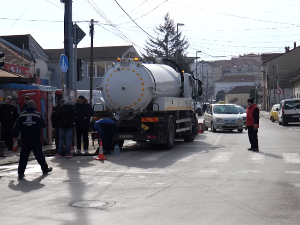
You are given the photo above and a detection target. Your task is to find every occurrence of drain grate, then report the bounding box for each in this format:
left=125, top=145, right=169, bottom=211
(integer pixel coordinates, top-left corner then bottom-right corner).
left=70, top=200, right=116, bottom=210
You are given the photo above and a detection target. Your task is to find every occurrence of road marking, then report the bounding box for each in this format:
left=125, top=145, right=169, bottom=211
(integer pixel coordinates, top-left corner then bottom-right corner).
left=198, top=169, right=220, bottom=174
left=282, top=153, right=300, bottom=164
left=139, top=151, right=170, bottom=161
left=210, top=152, right=233, bottom=162
left=285, top=171, right=300, bottom=174
left=213, top=134, right=223, bottom=146
left=175, top=153, right=199, bottom=162
left=247, top=152, right=265, bottom=163
left=238, top=170, right=261, bottom=174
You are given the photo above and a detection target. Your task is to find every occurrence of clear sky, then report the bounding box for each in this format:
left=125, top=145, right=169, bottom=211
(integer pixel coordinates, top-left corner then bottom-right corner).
left=1, top=0, right=299, bottom=61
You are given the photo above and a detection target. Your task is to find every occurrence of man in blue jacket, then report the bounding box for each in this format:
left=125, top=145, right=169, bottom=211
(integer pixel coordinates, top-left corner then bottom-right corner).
left=13, top=101, right=52, bottom=179
left=93, top=118, right=116, bottom=155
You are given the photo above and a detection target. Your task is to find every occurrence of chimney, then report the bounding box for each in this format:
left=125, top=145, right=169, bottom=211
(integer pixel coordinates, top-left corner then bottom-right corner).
left=294, top=42, right=297, bottom=49
left=285, top=46, right=290, bottom=53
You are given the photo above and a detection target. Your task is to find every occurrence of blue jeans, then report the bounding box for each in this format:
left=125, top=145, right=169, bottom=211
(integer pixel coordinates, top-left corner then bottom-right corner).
left=58, top=128, right=73, bottom=155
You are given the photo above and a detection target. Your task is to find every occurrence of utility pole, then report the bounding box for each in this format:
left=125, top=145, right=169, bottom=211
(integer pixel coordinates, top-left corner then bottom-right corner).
left=273, top=65, right=275, bottom=104
left=89, top=19, right=94, bottom=106
left=74, top=23, right=78, bottom=100
left=206, top=71, right=209, bottom=103
left=277, top=64, right=279, bottom=104
left=63, top=0, right=75, bottom=101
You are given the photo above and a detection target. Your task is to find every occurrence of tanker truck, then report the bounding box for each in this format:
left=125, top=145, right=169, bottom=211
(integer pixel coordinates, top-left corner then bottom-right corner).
left=99, top=58, right=202, bottom=150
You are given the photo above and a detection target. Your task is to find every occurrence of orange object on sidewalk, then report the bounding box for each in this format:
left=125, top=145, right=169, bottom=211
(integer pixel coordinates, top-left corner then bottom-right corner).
left=198, top=123, right=204, bottom=133
left=95, top=140, right=107, bottom=161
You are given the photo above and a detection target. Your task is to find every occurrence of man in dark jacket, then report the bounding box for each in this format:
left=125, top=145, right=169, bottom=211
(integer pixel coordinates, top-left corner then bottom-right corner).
left=75, top=96, right=93, bottom=154
left=246, top=98, right=260, bottom=151
left=51, top=99, right=65, bottom=150
left=0, top=96, right=18, bottom=151
left=20, top=96, right=30, bottom=112
left=13, top=100, right=52, bottom=179
left=56, top=100, right=76, bottom=158
left=93, top=118, right=116, bottom=155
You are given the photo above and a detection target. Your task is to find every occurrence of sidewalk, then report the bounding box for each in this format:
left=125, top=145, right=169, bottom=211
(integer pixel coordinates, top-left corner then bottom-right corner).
left=260, top=111, right=270, bottom=119
left=0, top=140, right=98, bottom=166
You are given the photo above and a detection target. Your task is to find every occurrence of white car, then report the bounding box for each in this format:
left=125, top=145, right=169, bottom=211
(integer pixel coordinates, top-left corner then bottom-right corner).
left=278, top=98, right=300, bottom=126
left=235, top=105, right=247, bottom=126
left=203, top=104, right=244, bottom=133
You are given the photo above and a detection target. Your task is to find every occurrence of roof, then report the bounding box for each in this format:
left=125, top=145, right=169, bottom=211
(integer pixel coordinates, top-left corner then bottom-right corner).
left=226, top=86, right=256, bottom=94
left=45, top=45, right=136, bottom=61
left=291, top=74, right=300, bottom=83
left=0, top=69, right=36, bottom=83
left=263, top=45, right=300, bottom=64
left=208, top=57, right=261, bottom=68
left=215, top=75, right=255, bottom=83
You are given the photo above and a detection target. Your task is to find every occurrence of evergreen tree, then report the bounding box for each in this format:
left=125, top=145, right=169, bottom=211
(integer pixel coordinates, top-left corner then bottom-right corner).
left=143, top=13, right=191, bottom=73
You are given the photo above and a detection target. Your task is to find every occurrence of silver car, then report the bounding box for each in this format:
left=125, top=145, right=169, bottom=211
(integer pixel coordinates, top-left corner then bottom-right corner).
left=235, top=105, right=247, bottom=126
left=203, top=104, right=244, bottom=132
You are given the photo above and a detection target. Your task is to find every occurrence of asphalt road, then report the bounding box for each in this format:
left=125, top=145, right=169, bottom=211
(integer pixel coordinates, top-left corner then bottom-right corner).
left=1, top=117, right=300, bottom=225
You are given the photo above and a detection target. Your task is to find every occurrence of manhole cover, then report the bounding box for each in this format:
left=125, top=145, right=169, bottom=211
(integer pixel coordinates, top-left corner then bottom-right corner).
left=70, top=201, right=116, bottom=210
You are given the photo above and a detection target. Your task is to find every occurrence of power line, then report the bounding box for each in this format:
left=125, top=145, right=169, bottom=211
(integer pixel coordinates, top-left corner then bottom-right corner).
left=114, top=0, right=155, bottom=39
left=112, top=0, right=149, bottom=21
left=117, top=0, right=169, bottom=26
left=170, top=1, right=300, bottom=26
left=5, top=0, right=35, bottom=34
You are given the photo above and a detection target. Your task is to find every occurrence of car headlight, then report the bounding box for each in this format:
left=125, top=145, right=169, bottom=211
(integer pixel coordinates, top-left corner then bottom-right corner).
left=215, top=118, right=223, bottom=122
left=237, top=118, right=243, bottom=123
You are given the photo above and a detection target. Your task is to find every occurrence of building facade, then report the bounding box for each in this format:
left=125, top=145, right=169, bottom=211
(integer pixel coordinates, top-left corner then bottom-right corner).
left=46, top=45, right=140, bottom=90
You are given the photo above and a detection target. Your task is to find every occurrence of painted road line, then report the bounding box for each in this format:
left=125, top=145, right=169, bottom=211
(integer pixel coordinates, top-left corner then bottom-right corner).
left=198, top=170, right=220, bottom=174
left=210, top=152, right=233, bottom=162
left=282, top=153, right=300, bottom=164
left=247, top=152, right=265, bottom=163
left=175, top=153, right=199, bottom=162
left=285, top=171, right=300, bottom=174
left=213, top=134, right=223, bottom=146
left=139, top=151, right=170, bottom=161
left=238, top=170, right=261, bottom=174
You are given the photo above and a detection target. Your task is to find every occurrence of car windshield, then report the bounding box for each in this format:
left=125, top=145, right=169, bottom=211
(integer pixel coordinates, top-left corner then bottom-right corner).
left=284, top=100, right=300, bottom=109
left=213, top=105, right=239, bottom=114
left=236, top=106, right=246, bottom=113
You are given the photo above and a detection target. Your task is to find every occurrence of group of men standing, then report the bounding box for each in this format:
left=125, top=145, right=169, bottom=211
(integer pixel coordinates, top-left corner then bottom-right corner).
left=51, top=95, right=93, bottom=157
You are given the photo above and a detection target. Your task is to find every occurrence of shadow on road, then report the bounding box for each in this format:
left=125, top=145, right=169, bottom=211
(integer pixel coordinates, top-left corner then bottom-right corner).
left=8, top=175, right=46, bottom=193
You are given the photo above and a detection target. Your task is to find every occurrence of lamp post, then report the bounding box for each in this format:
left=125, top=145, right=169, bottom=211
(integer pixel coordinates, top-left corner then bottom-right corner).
left=196, top=50, right=201, bottom=79
left=176, top=23, right=184, bottom=65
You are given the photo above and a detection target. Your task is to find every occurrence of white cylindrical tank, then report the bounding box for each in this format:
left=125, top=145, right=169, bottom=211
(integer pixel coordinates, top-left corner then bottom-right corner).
left=101, top=59, right=181, bottom=114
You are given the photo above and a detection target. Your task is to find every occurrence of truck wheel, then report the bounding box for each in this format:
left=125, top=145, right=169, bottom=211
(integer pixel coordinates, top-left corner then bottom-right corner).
left=237, top=129, right=243, bottom=133
left=161, top=117, right=175, bottom=150
left=270, top=116, right=275, bottom=122
left=183, top=116, right=197, bottom=142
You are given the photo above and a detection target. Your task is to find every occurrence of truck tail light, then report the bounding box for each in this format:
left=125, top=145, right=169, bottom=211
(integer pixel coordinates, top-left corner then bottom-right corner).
left=146, top=135, right=156, bottom=139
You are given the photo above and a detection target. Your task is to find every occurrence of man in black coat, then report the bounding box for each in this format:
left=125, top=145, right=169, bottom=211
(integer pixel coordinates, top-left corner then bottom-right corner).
left=56, top=100, right=76, bottom=158
left=51, top=99, right=65, bottom=150
left=0, top=96, right=18, bottom=151
left=13, top=100, right=52, bottom=179
left=75, top=96, right=93, bottom=154
left=20, top=96, right=30, bottom=113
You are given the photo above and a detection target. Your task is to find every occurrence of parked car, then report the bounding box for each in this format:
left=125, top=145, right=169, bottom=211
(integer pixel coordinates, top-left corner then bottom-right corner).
left=278, top=99, right=300, bottom=126
left=235, top=105, right=246, bottom=126
left=203, top=103, right=244, bottom=133
left=196, top=102, right=203, bottom=116
left=270, top=104, right=280, bottom=122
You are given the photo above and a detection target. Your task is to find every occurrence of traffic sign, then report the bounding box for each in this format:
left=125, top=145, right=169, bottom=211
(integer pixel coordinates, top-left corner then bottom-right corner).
left=60, top=54, right=68, bottom=73
left=276, top=86, right=284, bottom=94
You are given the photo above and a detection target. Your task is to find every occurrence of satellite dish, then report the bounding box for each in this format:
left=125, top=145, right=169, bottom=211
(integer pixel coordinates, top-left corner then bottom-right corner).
left=30, top=58, right=48, bottom=77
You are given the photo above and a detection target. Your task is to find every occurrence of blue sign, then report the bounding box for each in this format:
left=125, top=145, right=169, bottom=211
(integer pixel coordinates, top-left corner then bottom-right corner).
left=60, top=54, right=68, bottom=73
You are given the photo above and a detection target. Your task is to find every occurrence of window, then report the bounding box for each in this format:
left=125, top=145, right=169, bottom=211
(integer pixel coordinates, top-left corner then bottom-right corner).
left=285, top=100, right=300, bottom=109
left=87, top=61, right=112, bottom=78
left=213, top=105, right=238, bottom=114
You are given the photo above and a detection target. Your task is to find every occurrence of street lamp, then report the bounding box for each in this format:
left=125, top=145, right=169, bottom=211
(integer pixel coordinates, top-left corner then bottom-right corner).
left=176, top=23, right=184, bottom=65
left=196, top=50, right=201, bottom=79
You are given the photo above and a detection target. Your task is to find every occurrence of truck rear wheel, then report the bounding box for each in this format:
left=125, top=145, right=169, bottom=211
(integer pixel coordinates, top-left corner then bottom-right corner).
left=161, top=117, right=175, bottom=150
left=183, top=116, right=197, bottom=142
